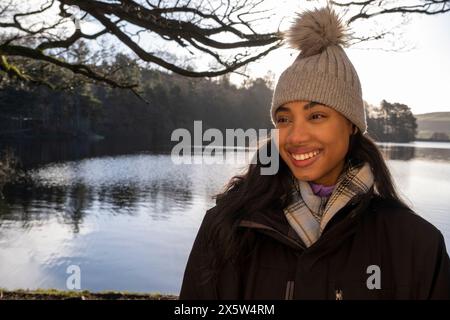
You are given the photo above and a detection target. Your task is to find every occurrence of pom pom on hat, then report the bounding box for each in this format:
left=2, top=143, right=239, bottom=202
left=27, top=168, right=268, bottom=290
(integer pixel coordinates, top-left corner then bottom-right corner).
left=284, top=6, right=349, bottom=57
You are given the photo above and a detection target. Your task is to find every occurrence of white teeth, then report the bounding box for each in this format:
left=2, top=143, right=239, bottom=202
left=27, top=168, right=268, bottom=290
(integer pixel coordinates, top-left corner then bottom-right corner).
left=291, top=150, right=320, bottom=161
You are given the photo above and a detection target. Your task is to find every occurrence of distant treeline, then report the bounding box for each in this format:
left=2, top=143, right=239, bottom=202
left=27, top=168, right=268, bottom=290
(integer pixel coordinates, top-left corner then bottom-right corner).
left=0, top=54, right=273, bottom=144
left=366, top=100, right=417, bottom=143
left=0, top=54, right=418, bottom=143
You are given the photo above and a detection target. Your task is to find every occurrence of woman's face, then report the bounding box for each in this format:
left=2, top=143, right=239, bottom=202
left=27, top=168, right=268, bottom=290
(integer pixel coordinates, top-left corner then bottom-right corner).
left=274, top=101, right=354, bottom=186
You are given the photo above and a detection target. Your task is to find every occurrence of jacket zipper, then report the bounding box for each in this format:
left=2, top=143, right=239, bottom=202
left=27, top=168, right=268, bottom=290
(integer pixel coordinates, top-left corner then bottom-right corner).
left=285, top=280, right=295, bottom=300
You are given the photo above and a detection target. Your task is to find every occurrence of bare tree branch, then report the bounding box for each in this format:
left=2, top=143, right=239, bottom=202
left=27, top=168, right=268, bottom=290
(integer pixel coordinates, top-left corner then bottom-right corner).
left=0, top=0, right=448, bottom=93
left=330, top=0, right=450, bottom=24
left=0, top=0, right=281, bottom=91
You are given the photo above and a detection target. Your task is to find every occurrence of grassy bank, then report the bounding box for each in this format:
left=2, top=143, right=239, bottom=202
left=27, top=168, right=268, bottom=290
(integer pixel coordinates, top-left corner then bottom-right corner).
left=0, top=288, right=178, bottom=300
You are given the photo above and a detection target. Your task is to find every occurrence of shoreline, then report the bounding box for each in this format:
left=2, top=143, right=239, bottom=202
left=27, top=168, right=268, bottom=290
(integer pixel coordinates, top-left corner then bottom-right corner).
left=0, top=288, right=178, bottom=300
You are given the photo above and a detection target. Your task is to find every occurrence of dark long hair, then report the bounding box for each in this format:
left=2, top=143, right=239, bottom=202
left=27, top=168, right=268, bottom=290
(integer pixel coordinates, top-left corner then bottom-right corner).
left=206, top=129, right=409, bottom=274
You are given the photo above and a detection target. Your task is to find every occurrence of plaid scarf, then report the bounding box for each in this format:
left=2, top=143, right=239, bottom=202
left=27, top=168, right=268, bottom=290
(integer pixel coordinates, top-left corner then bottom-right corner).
left=283, top=162, right=374, bottom=248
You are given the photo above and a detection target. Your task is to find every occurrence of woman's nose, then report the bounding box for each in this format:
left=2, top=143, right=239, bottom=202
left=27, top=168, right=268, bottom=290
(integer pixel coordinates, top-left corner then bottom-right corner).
left=286, top=120, right=311, bottom=144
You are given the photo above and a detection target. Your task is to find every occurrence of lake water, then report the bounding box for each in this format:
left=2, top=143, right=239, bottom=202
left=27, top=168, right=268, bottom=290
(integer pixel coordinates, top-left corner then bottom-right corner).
left=0, top=140, right=449, bottom=294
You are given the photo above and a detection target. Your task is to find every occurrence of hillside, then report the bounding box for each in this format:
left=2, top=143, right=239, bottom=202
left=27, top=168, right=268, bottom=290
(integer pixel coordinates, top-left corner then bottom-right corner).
left=415, top=112, right=450, bottom=141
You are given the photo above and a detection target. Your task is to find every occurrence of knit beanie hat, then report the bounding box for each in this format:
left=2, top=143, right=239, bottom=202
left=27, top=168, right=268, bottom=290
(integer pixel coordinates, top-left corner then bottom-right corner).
left=270, top=6, right=367, bottom=134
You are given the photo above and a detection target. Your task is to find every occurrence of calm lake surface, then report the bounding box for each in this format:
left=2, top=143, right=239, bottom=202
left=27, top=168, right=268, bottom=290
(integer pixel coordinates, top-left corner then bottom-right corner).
left=0, top=140, right=449, bottom=294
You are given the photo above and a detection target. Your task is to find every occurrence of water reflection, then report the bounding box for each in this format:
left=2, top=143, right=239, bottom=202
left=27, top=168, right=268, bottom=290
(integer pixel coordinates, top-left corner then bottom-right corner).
left=0, top=138, right=181, bottom=171
left=378, top=141, right=450, bottom=162
left=0, top=150, right=249, bottom=293
left=1, top=155, right=204, bottom=229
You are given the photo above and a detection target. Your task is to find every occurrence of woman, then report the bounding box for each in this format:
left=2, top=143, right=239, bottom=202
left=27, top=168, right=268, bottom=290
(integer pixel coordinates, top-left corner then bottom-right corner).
left=179, top=6, right=450, bottom=300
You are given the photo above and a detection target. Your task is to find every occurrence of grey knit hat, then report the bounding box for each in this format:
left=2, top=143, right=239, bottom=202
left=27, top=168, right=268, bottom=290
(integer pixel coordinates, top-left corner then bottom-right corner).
left=270, top=6, right=367, bottom=134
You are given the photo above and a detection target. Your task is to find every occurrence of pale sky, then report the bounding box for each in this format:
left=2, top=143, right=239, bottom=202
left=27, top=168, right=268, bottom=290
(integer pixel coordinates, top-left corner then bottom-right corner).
left=233, top=1, right=450, bottom=115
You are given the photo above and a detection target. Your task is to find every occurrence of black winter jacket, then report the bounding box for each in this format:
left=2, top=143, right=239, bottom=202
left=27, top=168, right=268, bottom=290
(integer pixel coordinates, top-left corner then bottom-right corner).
left=180, top=189, right=450, bottom=299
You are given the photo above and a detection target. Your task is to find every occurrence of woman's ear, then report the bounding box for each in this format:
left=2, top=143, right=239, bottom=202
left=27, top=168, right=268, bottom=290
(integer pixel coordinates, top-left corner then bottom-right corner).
left=348, top=121, right=357, bottom=136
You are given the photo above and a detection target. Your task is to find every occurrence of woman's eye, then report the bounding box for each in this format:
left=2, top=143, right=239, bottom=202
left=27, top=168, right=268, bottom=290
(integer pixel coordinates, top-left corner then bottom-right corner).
left=311, top=114, right=326, bottom=120
left=276, top=116, right=289, bottom=123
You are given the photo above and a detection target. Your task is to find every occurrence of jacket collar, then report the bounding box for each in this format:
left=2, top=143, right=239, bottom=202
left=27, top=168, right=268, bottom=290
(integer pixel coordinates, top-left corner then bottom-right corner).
left=238, top=187, right=375, bottom=251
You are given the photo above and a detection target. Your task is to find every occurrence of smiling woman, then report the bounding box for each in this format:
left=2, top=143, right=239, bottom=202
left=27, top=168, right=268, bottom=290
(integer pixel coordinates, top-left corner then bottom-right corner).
left=179, top=6, right=450, bottom=300
left=274, top=101, right=355, bottom=186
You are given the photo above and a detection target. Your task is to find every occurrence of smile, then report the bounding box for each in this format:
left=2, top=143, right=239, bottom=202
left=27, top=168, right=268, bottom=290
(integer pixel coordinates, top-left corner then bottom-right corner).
left=290, top=150, right=321, bottom=161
